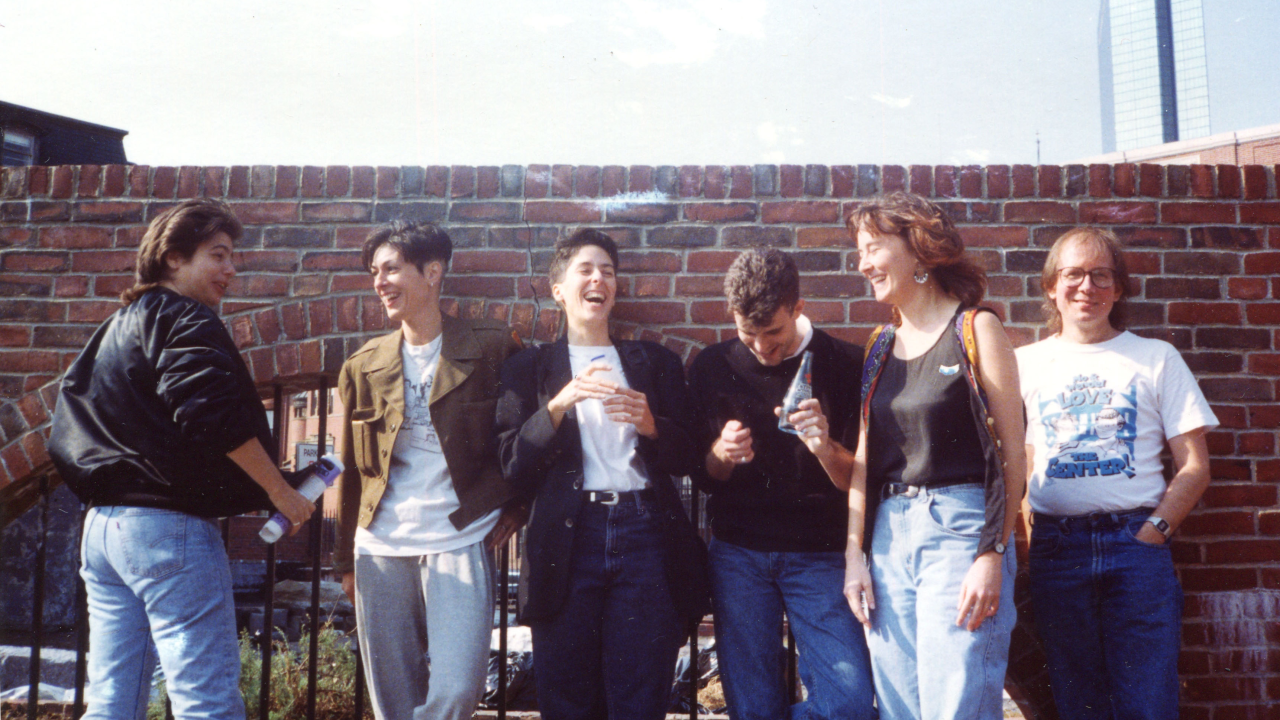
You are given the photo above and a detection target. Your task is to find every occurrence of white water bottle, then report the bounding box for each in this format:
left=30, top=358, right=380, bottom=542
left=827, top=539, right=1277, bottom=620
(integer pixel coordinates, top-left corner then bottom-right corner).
left=258, top=454, right=344, bottom=543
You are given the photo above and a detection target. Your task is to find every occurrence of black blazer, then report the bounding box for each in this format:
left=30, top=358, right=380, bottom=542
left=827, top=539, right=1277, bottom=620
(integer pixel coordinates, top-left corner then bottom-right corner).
left=494, top=337, right=710, bottom=625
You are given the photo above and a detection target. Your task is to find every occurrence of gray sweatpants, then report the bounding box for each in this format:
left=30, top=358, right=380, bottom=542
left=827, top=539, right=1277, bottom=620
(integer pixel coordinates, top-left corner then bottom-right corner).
left=353, top=543, right=493, bottom=720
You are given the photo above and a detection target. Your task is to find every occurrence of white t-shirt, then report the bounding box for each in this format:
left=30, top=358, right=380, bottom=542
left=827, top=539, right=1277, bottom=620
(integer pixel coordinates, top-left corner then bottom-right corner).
left=355, top=336, right=499, bottom=556
left=1017, top=332, right=1218, bottom=516
left=567, top=344, right=650, bottom=492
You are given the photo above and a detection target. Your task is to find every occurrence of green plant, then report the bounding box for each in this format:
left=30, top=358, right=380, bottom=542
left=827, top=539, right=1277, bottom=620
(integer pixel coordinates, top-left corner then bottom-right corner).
left=148, top=623, right=371, bottom=720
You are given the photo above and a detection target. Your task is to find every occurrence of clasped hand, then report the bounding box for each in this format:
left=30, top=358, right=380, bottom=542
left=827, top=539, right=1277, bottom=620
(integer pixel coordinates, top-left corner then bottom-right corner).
left=548, top=361, right=656, bottom=438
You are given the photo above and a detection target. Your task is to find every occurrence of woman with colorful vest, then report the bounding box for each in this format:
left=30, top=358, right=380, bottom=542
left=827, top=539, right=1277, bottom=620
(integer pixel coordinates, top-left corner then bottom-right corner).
left=841, top=192, right=1025, bottom=720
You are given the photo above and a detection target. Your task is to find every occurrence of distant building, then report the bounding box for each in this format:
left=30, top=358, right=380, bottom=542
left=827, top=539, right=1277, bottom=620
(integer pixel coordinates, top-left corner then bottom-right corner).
left=1080, top=121, right=1280, bottom=165
left=1098, top=0, right=1210, bottom=153
left=0, top=100, right=128, bottom=166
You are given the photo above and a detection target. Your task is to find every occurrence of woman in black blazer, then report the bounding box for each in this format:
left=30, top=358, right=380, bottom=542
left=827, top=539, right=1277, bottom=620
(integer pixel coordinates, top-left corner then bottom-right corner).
left=495, top=229, right=709, bottom=720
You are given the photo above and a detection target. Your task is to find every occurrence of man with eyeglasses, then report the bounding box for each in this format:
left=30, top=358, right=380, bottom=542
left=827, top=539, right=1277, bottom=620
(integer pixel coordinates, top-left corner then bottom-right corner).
left=1015, top=228, right=1217, bottom=720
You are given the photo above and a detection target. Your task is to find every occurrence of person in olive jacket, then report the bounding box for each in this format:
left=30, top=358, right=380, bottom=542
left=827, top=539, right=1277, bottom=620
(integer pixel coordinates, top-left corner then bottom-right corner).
left=494, top=228, right=710, bottom=720
left=333, top=221, right=524, bottom=720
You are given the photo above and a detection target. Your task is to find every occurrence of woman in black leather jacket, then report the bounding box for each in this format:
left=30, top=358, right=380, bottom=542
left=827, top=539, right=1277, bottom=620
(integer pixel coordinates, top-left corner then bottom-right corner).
left=50, top=198, right=312, bottom=720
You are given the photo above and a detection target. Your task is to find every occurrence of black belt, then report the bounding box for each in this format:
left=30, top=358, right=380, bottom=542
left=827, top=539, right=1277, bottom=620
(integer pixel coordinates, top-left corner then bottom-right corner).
left=1033, top=507, right=1155, bottom=532
left=583, top=488, right=656, bottom=506
left=881, top=479, right=981, bottom=500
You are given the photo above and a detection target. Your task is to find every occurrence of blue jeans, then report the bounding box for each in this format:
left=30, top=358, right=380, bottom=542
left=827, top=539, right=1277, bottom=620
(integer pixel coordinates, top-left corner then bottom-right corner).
left=867, top=484, right=1016, bottom=720
left=1028, top=508, right=1182, bottom=720
left=79, top=506, right=244, bottom=720
left=708, top=538, right=876, bottom=720
left=531, top=495, right=683, bottom=720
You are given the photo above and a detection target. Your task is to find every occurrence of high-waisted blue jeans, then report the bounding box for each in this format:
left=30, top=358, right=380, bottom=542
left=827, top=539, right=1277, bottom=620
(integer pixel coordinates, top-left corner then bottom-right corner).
left=79, top=506, right=244, bottom=720
left=530, top=494, right=683, bottom=720
left=867, top=484, right=1016, bottom=720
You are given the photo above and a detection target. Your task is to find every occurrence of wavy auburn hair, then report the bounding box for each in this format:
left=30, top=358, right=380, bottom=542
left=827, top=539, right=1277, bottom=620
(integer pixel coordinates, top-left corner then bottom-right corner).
left=846, top=191, right=986, bottom=322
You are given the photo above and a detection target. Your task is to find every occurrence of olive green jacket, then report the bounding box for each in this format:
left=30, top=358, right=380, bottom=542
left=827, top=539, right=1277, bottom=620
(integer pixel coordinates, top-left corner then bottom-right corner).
left=333, top=315, right=521, bottom=574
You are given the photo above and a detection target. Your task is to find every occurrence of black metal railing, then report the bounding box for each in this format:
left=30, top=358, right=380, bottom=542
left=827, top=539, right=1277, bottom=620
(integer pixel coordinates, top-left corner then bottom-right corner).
left=6, top=377, right=803, bottom=720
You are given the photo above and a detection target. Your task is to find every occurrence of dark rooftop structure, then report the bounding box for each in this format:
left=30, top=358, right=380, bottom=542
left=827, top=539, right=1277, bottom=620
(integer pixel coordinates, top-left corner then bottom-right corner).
left=1, top=100, right=128, bottom=166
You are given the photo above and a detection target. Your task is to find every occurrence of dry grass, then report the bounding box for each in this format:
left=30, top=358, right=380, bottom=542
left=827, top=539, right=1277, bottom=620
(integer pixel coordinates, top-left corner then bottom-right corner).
left=146, top=623, right=373, bottom=720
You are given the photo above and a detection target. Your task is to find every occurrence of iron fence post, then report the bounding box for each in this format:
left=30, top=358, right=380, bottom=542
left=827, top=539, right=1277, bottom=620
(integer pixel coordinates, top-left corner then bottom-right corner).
left=25, top=475, right=49, bottom=720
left=306, top=378, right=330, bottom=720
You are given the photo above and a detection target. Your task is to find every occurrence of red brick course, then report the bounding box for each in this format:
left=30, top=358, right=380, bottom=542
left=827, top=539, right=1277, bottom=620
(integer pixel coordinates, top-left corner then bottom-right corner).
left=2, top=162, right=1279, bottom=715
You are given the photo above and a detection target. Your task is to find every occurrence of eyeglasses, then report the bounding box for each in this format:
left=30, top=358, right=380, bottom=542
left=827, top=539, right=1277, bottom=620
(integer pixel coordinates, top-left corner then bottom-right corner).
left=1057, top=267, right=1116, bottom=289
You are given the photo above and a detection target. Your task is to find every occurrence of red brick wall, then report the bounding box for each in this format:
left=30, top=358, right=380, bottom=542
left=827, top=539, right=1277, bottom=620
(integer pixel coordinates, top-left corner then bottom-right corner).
left=2, top=162, right=1278, bottom=717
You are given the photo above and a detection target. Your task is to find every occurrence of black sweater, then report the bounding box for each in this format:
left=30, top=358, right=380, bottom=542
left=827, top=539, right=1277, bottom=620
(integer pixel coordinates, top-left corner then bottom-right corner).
left=688, top=329, right=863, bottom=552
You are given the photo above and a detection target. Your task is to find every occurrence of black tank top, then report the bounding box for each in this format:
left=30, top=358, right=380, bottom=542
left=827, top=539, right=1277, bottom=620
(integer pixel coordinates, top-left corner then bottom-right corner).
left=866, top=319, right=987, bottom=492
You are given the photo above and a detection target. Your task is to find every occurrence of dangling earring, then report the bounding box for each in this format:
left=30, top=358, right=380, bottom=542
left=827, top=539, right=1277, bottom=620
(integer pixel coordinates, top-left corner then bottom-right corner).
left=913, top=268, right=929, bottom=284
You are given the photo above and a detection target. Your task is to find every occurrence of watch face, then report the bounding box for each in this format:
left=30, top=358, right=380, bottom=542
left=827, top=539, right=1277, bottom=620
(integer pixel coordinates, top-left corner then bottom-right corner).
left=994, top=542, right=1006, bottom=554
left=1149, top=517, right=1171, bottom=536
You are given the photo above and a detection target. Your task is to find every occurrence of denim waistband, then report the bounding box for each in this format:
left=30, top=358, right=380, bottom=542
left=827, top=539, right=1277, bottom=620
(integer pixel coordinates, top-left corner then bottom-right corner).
left=1033, top=507, right=1156, bottom=532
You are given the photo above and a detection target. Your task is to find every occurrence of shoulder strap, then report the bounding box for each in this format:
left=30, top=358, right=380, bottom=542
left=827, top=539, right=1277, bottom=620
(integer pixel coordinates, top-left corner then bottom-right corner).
left=953, top=308, right=990, bottom=413
left=860, top=324, right=895, bottom=426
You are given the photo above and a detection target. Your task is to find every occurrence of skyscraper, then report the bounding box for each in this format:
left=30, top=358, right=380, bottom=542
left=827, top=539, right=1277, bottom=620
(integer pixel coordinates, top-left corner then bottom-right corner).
left=1098, top=0, right=1210, bottom=153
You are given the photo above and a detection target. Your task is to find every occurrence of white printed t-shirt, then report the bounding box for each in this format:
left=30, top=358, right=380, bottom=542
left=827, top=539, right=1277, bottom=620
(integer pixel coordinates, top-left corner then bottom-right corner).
left=1017, top=331, right=1218, bottom=517
left=355, top=335, right=499, bottom=556
left=567, top=344, right=650, bottom=492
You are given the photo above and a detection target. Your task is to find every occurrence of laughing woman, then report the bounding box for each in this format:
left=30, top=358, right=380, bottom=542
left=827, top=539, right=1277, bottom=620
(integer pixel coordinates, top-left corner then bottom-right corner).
left=494, top=229, right=709, bottom=720
left=842, top=192, right=1025, bottom=720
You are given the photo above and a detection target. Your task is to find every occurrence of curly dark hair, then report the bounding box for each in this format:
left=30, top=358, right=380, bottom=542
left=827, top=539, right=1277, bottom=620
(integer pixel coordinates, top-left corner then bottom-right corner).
left=547, top=228, right=620, bottom=285
left=360, top=220, right=452, bottom=273
left=1040, top=227, right=1131, bottom=334
left=122, top=199, right=243, bottom=305
left=846, top=191, right=986, bottom=313
left=724, top=249, right=800, bottom=326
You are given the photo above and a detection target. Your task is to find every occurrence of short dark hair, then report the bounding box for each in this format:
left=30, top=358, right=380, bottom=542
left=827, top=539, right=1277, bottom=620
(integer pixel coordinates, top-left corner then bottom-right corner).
left=724, top=249, right=800, bottom=326
left=547, top=228, right=620, bottom=285
left=123, top=199, right=243, bottom=305
left=361, top=220, right=452, bottom=273
left=1041, top=227, right=1131, bottom=333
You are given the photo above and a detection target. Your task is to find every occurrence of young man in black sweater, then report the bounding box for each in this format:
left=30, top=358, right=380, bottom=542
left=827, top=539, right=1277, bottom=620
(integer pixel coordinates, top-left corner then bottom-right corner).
left=688, top=249, right=875, bottom=720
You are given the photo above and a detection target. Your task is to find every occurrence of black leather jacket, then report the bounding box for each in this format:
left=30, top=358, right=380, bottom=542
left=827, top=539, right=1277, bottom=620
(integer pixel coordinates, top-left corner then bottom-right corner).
left=50, top=287, right=276, bottom=518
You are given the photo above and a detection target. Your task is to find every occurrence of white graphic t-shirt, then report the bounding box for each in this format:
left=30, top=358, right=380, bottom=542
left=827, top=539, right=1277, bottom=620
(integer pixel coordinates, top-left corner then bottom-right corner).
left=1017, top=332, right=1218, bottom=516
left=355, top=335, right=498, bottom=556
left=567, top=345, right=650, bottom=492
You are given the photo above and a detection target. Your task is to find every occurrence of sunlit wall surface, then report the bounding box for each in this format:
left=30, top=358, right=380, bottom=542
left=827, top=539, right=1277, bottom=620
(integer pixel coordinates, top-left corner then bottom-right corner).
left=1098, top=0, right=1210, bottom=153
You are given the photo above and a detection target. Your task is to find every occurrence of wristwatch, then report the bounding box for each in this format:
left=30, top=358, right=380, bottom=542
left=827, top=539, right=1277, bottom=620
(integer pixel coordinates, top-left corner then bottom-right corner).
left=1146, top=515, right=1173, bottom=540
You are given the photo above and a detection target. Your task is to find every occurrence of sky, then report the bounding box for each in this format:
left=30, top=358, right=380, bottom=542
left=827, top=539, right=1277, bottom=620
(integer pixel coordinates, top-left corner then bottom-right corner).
left=2, top=0, right=1277, bottom=168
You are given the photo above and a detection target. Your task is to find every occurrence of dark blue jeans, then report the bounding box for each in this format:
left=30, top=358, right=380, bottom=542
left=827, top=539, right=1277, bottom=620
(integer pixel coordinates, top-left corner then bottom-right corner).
left=709, top=538, right=877, bottom=720
left=531, top=495, right=682, bottom=720
left=1029, top=508, right=1183, bottom=720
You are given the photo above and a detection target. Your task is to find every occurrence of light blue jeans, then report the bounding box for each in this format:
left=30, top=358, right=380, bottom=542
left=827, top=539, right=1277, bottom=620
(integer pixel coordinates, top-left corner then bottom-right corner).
left=866, top=484, right=1015, bottom=720
left=79, top=506, right=244, bottom=720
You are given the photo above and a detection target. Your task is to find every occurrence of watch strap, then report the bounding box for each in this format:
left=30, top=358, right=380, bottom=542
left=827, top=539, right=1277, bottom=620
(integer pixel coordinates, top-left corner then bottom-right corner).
left=1147, top=515, right=1172, bottom=539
